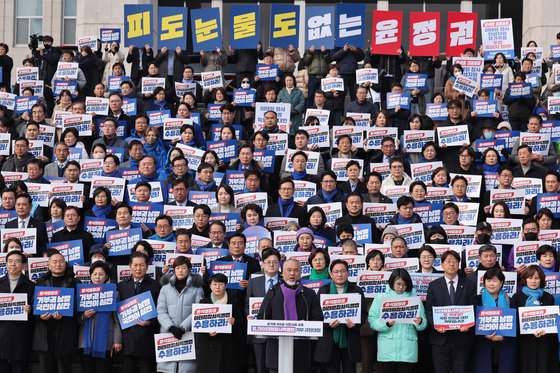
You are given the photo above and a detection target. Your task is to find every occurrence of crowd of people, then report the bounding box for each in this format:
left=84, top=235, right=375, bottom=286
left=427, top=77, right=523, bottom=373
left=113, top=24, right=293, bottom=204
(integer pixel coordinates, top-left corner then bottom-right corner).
left=1, top=30, right=560, bottom=373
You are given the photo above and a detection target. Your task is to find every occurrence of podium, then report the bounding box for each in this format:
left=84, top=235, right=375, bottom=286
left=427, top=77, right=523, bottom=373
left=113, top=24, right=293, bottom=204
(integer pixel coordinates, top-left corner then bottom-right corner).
left=247, top=319, right=323, bottom=373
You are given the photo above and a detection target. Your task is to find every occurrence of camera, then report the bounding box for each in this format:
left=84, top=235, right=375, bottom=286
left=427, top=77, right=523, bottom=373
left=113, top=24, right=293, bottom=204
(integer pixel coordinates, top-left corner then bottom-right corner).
left=28, top=34, right=44, bottom=51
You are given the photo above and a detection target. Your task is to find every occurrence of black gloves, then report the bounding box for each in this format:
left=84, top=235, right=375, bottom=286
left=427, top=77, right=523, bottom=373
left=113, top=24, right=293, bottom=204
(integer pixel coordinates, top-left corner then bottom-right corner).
left=168, top=326, right=185, bottom=340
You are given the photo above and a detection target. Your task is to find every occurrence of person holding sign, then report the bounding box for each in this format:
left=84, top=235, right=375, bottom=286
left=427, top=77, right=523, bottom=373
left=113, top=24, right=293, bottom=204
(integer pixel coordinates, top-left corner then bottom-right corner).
left=315, top=259, right=367, bottom=372
left=79, top=261, right=122, bottom=372
left=277, top=73, right=305, bottom=134
left=512, top=265, right=558, bottom=373
left=369, top=268, right=427, bottom=373
left=195, top=273, right=243, bottom=373
left=0, top=250, right=34, bottom=372
left=117, top=251, right=161, bottom=373
left=511, top=115, right=558, bottom=169
left=157, top=256, right=203, bottom=373
left=493, top=53, right=514, bottom=97
left=511, top=144, right=547, bottom=180
left=426, top=250, right=477, bottom=373
left=503, top=72, right=537, bottom=131
left=33, top=251, right=81, bottom=373
left=401, top=60, right=428, bottom=116
left=472, top=268, right=517, bottom=373
left=444, top=64, right=468, bottom=120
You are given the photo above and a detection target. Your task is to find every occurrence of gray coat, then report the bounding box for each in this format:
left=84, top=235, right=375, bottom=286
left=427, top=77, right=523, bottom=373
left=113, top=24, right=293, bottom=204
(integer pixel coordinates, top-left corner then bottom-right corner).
left=157, top=273, right=204, bottom=373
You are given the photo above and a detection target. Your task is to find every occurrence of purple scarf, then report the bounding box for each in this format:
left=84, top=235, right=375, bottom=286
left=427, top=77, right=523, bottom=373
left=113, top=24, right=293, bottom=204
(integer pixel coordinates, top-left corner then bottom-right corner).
left=280, top=283, right=298, bottom=320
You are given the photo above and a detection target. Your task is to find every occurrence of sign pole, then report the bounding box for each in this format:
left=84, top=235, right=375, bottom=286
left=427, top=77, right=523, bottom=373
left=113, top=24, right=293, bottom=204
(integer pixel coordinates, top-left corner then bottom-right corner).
left=278, top=336, right=294, bottom=373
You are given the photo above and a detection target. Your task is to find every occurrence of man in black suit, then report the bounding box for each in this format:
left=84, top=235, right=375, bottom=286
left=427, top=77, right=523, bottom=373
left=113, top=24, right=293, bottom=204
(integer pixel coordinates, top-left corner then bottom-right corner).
left=245, top=248, right=282, bottom=373
left=5, top=193, right=48, bottom=256
left=216, top=232, right=261, bottom=372
left=512, top=144, right=547, bottom=180
left=335, top=192, right=381, bottom=244
left=426, top=250, right=477, bottom=373
left=51, top=206, right=95, bottom=260
left=166, top=177, right=196, bottom=207
left=201, top=221, right=229, bottom=249
left=126, top=44, right=154, bottom=87
left=117, top=251, right=161, bottom=373
left=265, top=178, right=308, bottom=227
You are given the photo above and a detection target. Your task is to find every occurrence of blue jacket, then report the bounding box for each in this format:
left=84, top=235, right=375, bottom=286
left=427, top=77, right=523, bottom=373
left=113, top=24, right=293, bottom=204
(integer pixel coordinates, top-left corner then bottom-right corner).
left=369, top=286, right=427, bottom=363
left=157, top=274, right=204, bottom=373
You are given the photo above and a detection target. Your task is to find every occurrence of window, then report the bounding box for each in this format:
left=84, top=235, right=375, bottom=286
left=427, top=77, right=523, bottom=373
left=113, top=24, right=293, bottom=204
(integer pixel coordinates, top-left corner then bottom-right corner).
left=16, top=0, right=43, bottom=45
left=63, top=0, right=77, bottom=45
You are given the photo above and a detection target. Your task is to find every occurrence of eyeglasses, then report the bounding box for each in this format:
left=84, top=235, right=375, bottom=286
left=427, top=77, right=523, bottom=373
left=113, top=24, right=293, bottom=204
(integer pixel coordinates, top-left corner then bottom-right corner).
left=263, top=261, right=279, bottom=266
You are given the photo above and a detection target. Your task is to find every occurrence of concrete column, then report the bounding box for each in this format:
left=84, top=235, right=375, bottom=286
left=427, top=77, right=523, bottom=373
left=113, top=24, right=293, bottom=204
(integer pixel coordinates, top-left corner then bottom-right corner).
left=377, top=0, right=389, bottom=11
left=460, top=0, right=472, bottom=13
left=522, top=0, right=560, bottom=48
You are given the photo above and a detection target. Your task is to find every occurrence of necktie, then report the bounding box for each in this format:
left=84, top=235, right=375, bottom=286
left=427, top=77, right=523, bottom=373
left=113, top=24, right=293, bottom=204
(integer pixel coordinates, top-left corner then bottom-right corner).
left=19, top=220, right=25, bottom=229
left=135, top=281, right=140, bottom=294
left=267, top=279, right=274, bottom=293
left=449, top=280, right=455, bottom=305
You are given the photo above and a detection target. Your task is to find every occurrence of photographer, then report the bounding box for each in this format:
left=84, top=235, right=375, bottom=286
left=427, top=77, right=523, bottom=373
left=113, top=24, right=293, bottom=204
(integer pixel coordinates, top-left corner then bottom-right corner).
left=34, top=35, right=61, bottom=85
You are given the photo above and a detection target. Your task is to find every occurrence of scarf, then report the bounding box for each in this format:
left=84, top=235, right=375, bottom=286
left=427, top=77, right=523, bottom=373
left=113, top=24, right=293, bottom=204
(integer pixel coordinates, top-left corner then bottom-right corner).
left=278, top=197, right=295, bottom=217
left=244, top=218, right=264, bottom=229
left=540, top=264, right=556, bottom=275
left=92, top=204, right=112, bottom=218
left=196, top=178, right=216, bottom=191
left=292, top=170, right=307, bottom=180
left=211, top=292, right=228, bottom=304
left=452, top=195, right=468, bottom=202
left=102, top=170, right=121, bottom=178
left=397, top=215, right=414, bottom=225
left=84, top=311, right=111, bottom=358
left=522, top=286, right=544, bottom=306
left=280, top=283, right=298, bottom=320
left=181, top=140, right=196, bottom=147
left=483, top=163, right=500, bottom=173
left=321, top=189, right=338, bottom=203
left=149, top=232, right=176, bottom=242
left=143, top=140, right=163, bottom=155
left=242, top=185, right=260, bottom=193
left=238, top=162, right=253, bottom=171
left=128, top=158, right=139, bottom=168
left=310, top=268, right=329, bottom=280
left=330, top=280, right=348, bottom=348
left=482, top=288, right=509, bottom=308
left=152, top=99, right=168, bottom=111
left=264, top=126, right=279, bottom=133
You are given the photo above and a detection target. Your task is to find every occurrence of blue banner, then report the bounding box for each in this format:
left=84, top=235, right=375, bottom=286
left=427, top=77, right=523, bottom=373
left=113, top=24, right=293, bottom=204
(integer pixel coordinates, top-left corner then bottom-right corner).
left=302, top=279, right=332, bottom=293
left=106, top=228, right=143, bottom=256
left=208, top=261, right=247, bottom=290
left=480, top=74, right=503, bottom=90
left=117, top=291, right=158, bottom=330
left=207, top=104, right=222, bottom=121
left=77, top=283, right=117, bottom=312
left=404, top=74, right=428, bottom=90
left=53, top=80, right=78, bottom=97
left=305, top=6, right=335, bottom=50
left=270, top=4, right=300, bottom=48
left=122, top=98, right=137, bottom=116
left=386, top=92, right=411, bottom=110
left=426, top=103, right=448, bottom=120
left=0, top=210, right=17, bottom=229
left=45, top=219, right=66, bottom=242
left=475, top=307, right=516, bottom=337
left=256, top=64, right=279, bottom=81
left=158, top=7, right=188, bottom=50
left=526, top=73, right=539, bottom=88
left=106, top=147, right=125, bottom=163
left=124, top=4, right=154, bottom=47
left=130, top=203, right=164, bottom=229
left=225, top=170, right=245, bottom=193
left=210, top=124, right=242, bottom=141
left=210, top=212, right=241, bottom=237
left=472, top=99, right=498, bottom=117
left=475, top=139, right=506, bottom=155
left=33, top=287, right=74, bottom=316
left=414, top=202, right=443, bottom=226
left=46, top=240, right=84, bottom=265
left=84, top=217, right=118, bottom=244
left=351, top=223, right=372, bottom=244
left=196, top=248, right=230, bottom=263
left=230, top=5, right=260, bottom=50
left=15, top=96, right=39, bottom=113
left=508, top=82, right=532, bottom=98
left=537, top=193, right=560, bottom=218
left=188, top=191, right=216, bottom=207
left=495, top=130, right=520, bottom=152
left=253, top=149, right=275, bottom=173
left=545, top=272, right=560, bottom=296
left=542, top=121, right=560, bottom=142
left=100, top=28, right=121, bottom=43
left=147, top=109, right=171, bottom=127
left=107, top=75, right=130, bottom=92
left=191, top=7, right=222, bottom=52
left=205, top=140, right=238, bottom=162
left=335, top=3, right=366, bottom=48
left=233, top=89, right=256, bottom=106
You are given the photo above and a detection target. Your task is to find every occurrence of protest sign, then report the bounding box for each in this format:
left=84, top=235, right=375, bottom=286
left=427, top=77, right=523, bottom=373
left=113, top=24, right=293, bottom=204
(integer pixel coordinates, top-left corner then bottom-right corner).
left=200, top=71, right=223, bottom=89
left=233, top=89, right=256, bottom=106
left=426, top=103, right=448, bottom=120
left=362, top=203, right=397, bottom=229
left=379, top=296, right=421, bottom=324
left=475, top=307, right=516, bottom=337
left=514, top=242, right=551, bottom=268
left=305, top=109, right=330, bottom=126
left=441, top=225, right=476, bottom=246
left=480, top=74, right=503, bottom=90
left=117, top=292, right=158, bottom=330
left=76, top=284, right=117, bottom=312
left=320, top=293, right=362, bottom=324
left=403, top=130, right=435, bottom=152
left=385, top=258, right=419, bottom=272
left=480, top=18, right=514, bottom=59
left=141, top=77, right=166, bottom=94
left=489, top=189, right=525, bottom=215
left=46, top=240, right=84, bottom=265
left=0, top=293, right=27, bottom=321
left=154, top=333, right=196, bottom=363
left=106, top=228, right=143, bottom=256
left=321, top=77, right=344, bottom=91
left=519, top=306, right=559, bottom=334
left=332, top=126, right=364, bottom=149
left=433, top=305, right=475, bottom=330
left=192, top=303, right=233, bottom=333
left=365, top=127, right=398, bottom=150
left=404, top=74, right=428, bottom=90
left=386, top=92, right=410, bottom=109
left=301, top=125, right=330, bottom=148
left=536, top=194, right=560, bottom=218
left=508, top=82, right=532, bottom=98
left=33, top=287, right=74, bottom=316
left=486, top=218, right=523, bottom=243
left=356, top=271, right=390, bottom=298
left=437, top=125, right=470, bottom=147
left=356, top=68, right=378, bottom=84
left=1, top=228, right=37, bottom=255
left=256, top=64, right=279, bottom=81
left=208, top=261, right=247, bottom=290
left=410, top=273, right=444, bottom=301
left=519, top=133, right=550, bottom=155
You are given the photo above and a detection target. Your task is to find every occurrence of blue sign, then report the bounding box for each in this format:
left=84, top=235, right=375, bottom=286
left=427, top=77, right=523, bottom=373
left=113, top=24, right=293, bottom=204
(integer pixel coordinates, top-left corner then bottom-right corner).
left=414, top=202, right=443, bottom=226
left=106, top=228, right=143, bottom=256
left=386, top=92, right=410, bottom=110
left=33, top=286, right=74, bottom=317
left=233, top=89, right=256, bottom=107
left=0, top=210, right=17, bottom=229
left=53, top=80, right=78, bottom=97
left=210, top=213, right=241, bottom=237
left=225, top=170, right=245, bottom=193
left=526, top=73, right=540, bottom=88
left=475, top=139, right=506, bottom=154
left=100, top=28, right=121, bottom=43
left=196, top=248, right=230, bottom=263
left=426, top=103, right=448, bottom=120
left=130, top=203, right=164, bottom=229
left=495, top=130, right=520, bottom=152
left=253, top=149, right=275, bottom=173
left=107, top=75, right=130, bottom=92
left=230, top=5, right=260, bottom=50
left=270, top=4, right=300, bottom=48
left=475, top=307, right=516, bottom=337
left=191, top=7, right=222, bottom=52
left=124, top=4, right=154, bottom=47
left=147, top=109, right=171, bottom=127
left=508, top=82, right=532, bottom=98
left=207, top=104, right=222, bottom=121
left=209, top=261, right=247, bottom=290
left=480, top=74, right=503, bottom=90
left=256, top=64, right=279, bottom=81
left=122, top=98, right=137, bottom=116
left=205, top=140, right=238, bottom=162
left=472, top=100, right=498, bottom=117
left=158, top=7, right=188, bottom=50
left=15, top=96, right=39, bottom=113
left=335, top=3, right=365, bottom=48
left=542, top=121, right=560, bottom=142
left=77, top=283, right=117, bottom=312
left=537, top=193, right=560, bottom=218
left=45, top=219, right=66, bottom=242
left=210, top=124, right=242, bottom=141
left=404, top=74, right=428, bottom=90
left=84, top=217, right=118, bottom=244
left=305, top=6, right=335, bottom=50
left=351, top=223, right=372, bottom=244
left=46, top=240, right=84, bottom=265
left=117, top=291, right=158, bottom=330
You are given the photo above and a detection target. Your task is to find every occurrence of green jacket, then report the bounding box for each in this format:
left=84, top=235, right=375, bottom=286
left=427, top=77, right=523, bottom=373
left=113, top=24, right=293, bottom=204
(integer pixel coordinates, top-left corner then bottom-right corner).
left=303, top=49, right=331, bottom=78
left=277, top=87, right=305, bottom=134
left=369, top=286, right=427, bottom=363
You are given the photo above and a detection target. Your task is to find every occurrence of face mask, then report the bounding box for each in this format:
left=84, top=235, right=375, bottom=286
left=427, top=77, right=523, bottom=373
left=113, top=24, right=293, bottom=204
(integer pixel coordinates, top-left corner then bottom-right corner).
left=114, top=46, right=119, bottom=52
left=241, top=82, right=250, bottom=89
left=430, top=238, right=446, bottom=244
left=483, top=131, right=495, bottom=140
left=454, top=72, right=462, bottom=78
left=477, top=233, right=491, bottom=244
left=91, top=257, right=104, bottom=264
left=525, top=232, right=538, bottom=241
left=44, top=44, right=51, bottom=50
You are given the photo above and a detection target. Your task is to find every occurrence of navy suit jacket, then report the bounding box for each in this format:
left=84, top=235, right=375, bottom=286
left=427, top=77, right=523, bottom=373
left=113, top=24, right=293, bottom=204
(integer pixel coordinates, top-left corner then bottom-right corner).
left=425, top=275, right=477, bottom=347
left=5, top=216, right=48, bottom=256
